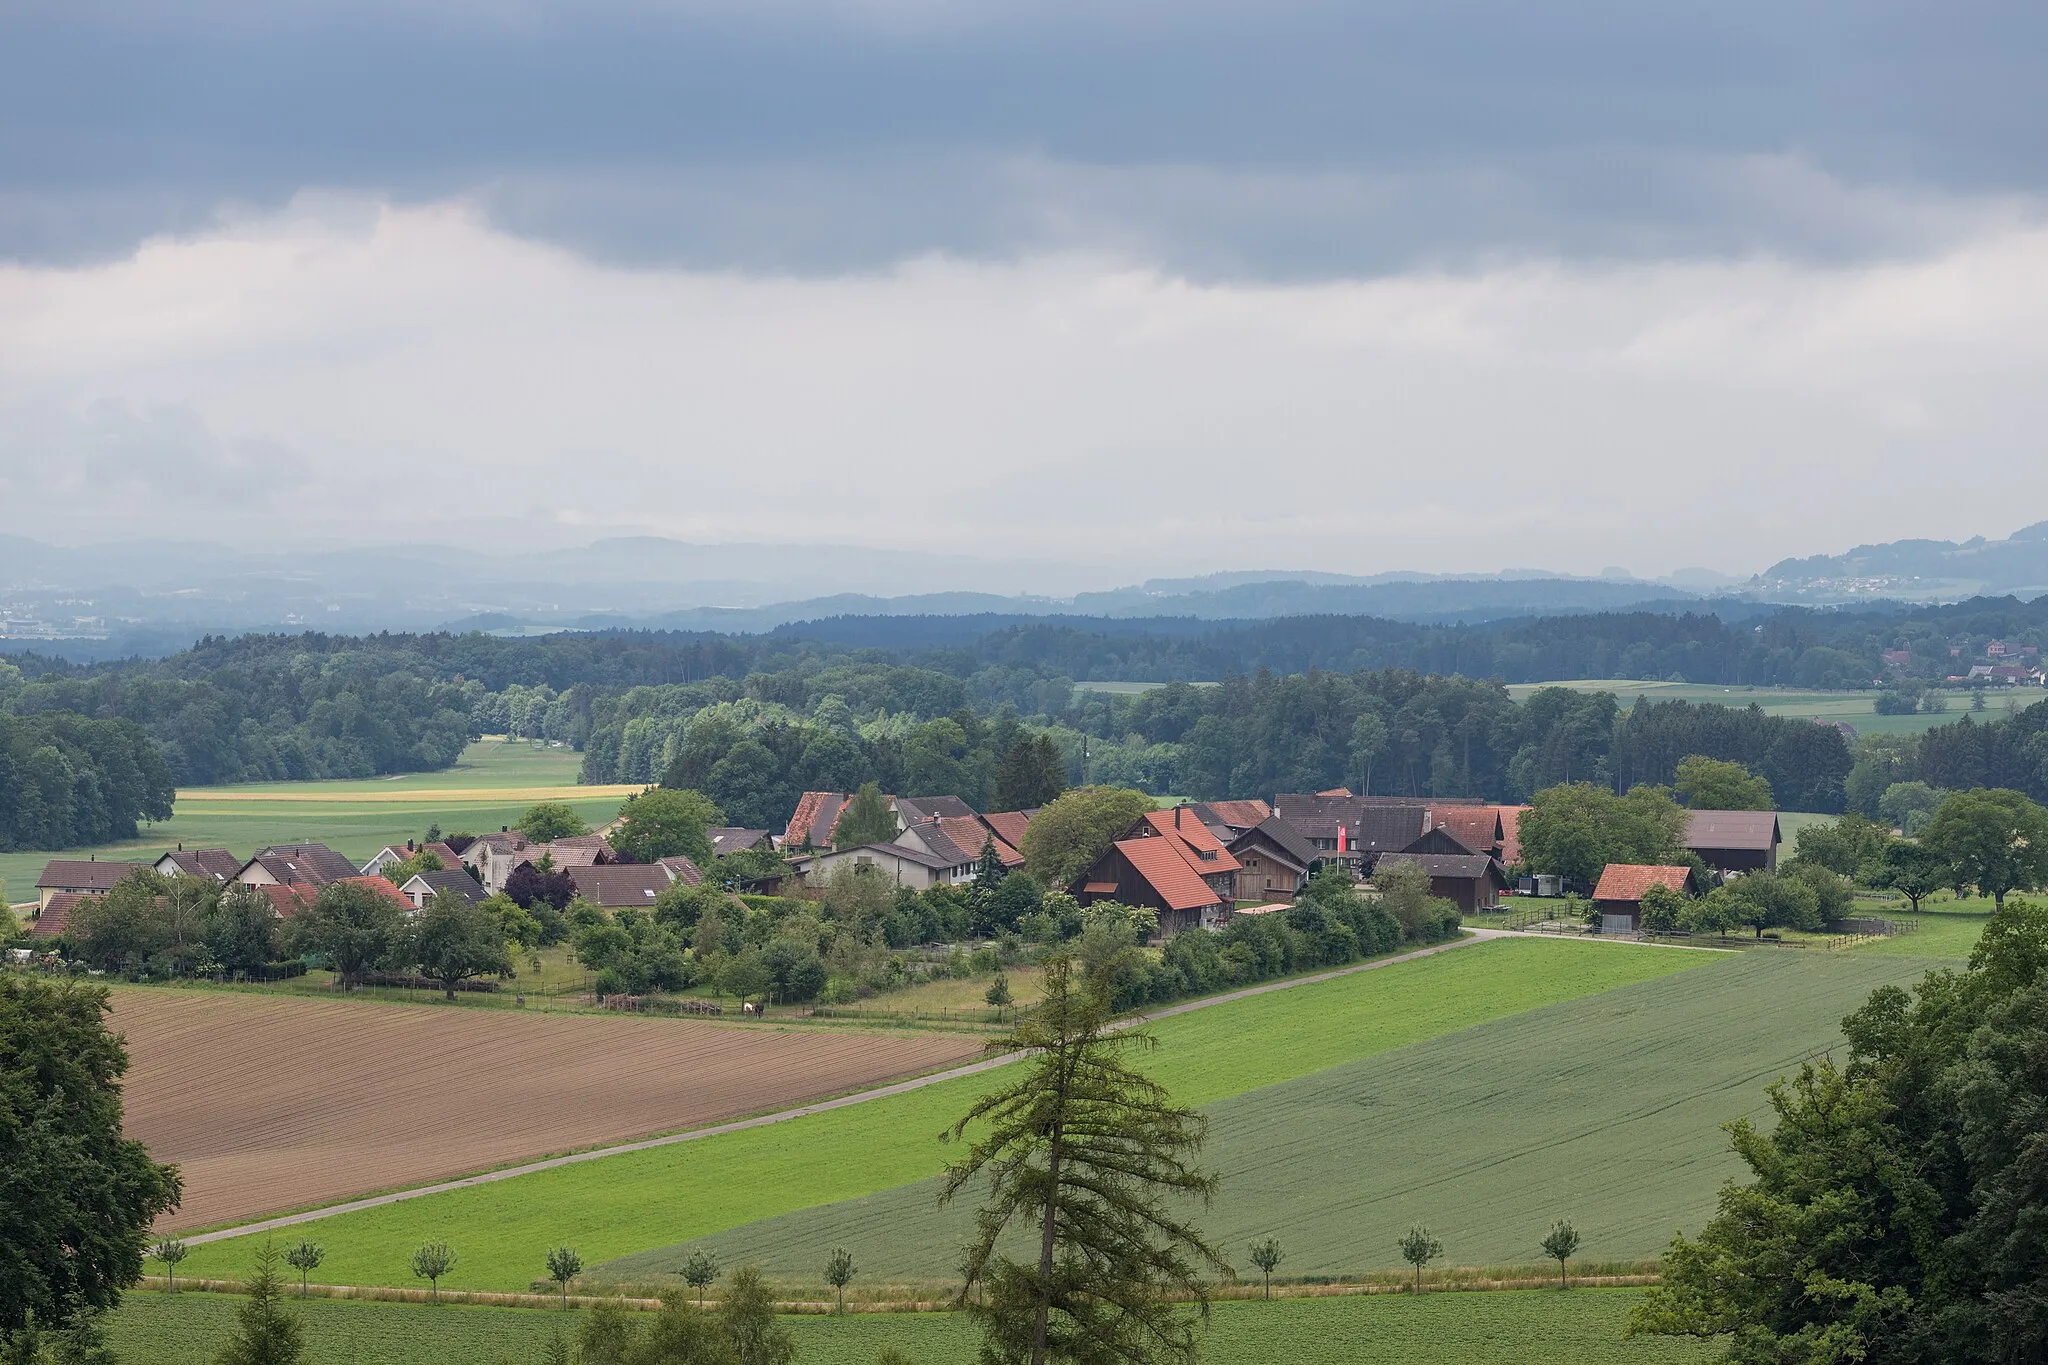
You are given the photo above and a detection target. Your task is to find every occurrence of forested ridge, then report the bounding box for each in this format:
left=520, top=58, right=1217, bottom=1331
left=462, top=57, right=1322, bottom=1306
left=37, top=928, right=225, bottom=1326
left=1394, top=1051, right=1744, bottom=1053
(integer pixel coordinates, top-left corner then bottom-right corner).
left=5, top=594, right=2048, bottom=848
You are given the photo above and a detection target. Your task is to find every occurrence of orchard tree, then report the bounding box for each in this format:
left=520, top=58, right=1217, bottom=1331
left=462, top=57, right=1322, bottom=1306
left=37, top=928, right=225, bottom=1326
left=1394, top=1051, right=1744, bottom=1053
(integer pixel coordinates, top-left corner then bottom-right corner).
left=1398, top=1227, right=1442, bottom=1294
left=615, top=788, right=723, bottom=865
left=1920, top=788, right=2048, bottom=907
left=150, top=1237, right=188, bottom=1292
left=289, top=879, right=406, bottom=990
left=683, top=1251, right=720, bottom=1306
left=825, top=1248, right=856, bottom=1313
left=284, top=1239, right=323, bottom=1298
left=409, top=892, right=512, bottom=999
left=518, top=802, right=590, bottom=841
left=1248, top=1238, right=1284, bottom=1299
left=1877, top=838, right=1948, bottom=913
left=411, top=1242, right=456, bottom=1303
left=545, top=1247, right=582, bottom=1307
left=1792, top=814, right=1893, bottom=880
left=941, top=955, right=1226, bottom=1365
left=1540, top=1221, right=1580, bottom=1289
left=1, top=976, right=181, bottom=1348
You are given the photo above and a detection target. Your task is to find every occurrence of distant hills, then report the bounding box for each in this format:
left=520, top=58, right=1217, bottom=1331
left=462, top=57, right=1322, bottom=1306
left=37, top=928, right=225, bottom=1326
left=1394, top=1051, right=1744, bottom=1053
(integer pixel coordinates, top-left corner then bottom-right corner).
left=1758, top=522, right=2048, bottom=601
left=4, top=521, right=2047, bottom=661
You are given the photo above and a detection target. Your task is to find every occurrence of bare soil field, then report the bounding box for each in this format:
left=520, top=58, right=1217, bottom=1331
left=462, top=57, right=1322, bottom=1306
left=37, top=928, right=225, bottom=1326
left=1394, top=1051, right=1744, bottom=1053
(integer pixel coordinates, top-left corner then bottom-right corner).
left=109, top=988, right=982, bottom=1232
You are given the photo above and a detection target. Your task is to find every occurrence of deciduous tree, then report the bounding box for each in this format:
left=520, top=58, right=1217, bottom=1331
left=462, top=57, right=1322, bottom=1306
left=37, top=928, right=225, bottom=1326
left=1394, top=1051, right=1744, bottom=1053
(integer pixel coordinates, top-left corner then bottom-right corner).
left=1248, top=1238, right=1283, bottom=1299
left=1020, top=786, right=1155, bottom=891
left=150, top=1237, right=188, bottom=1293
left=832, top=783, right=900, bottom=850
left=283, top=1241, right=322, bottom=1299
left=1673, top=755, right=1774, bottom=811
left=411, top=1242, right=456, bottom=1303
left=409, top=892, right=511, bottom=999
left=1540, top=1221, right=1579, bottom=1290
left=289, top=879, right=406, bottom=990
left=825, top=1248, right=856, bottom=1313
left=0, top=976, right=180, bottom=1347
left=615, top=788, right=723, bottom=865
left=519, top=802, right=591, bottom=842
left=1920, top=788, right=2048, bottom=907
left=1398, top=1227, right=1442, bottom=1294
left=545, top=1248, right=582, bottom=1308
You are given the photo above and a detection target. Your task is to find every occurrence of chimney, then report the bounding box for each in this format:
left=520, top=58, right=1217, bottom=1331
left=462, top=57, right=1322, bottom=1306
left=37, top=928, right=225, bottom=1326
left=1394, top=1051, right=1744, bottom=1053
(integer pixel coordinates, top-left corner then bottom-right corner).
left=1174, top=806, right=1182, bottom=828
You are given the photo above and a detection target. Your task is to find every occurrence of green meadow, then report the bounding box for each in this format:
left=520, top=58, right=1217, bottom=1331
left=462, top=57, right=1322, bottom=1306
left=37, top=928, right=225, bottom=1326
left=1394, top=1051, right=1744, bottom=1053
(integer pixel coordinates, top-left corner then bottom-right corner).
left=0, top=741, right=629, bottom=902
left=180, top=938, right=1707, bottom=1291
left=609, top=949, right=1934, bottom=1282
left=1504, top=679, right=2043, bottom=739
left=107, top=1287, right=1712, bottom=1365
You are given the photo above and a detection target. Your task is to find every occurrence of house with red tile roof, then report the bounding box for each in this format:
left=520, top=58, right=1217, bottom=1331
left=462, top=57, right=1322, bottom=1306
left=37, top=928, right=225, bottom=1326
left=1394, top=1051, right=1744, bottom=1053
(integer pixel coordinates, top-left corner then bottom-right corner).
left=1068, top=806, right=1242, bottom=936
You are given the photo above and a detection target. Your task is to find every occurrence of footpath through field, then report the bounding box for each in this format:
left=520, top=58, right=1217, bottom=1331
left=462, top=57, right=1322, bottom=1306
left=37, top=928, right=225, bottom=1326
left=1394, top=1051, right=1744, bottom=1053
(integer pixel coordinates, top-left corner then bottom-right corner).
left=186, top=930, right=1524, bottom=1248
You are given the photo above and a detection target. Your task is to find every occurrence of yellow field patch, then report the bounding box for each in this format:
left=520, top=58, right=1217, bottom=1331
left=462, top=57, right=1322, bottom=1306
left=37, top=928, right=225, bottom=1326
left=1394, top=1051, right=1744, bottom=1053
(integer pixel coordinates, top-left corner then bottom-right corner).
left=173, top=785, right=643, bottom=804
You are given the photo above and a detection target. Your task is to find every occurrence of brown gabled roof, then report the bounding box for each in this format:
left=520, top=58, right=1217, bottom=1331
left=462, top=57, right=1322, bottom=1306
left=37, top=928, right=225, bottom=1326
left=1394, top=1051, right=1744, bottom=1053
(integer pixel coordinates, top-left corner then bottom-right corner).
left=980, top=810, right=1036, bottom=850
left=1113, top=837, right=1225, bottom=913
left=1190, top=799, right=1272, bottom=832
left=157, top=848, right=242, bottom=881
left=1685, top=811, right=1782, bottom=852
left=657, top=855, right=704, bottom=886
left=1496, top=806, right=1528, bottom=867
left=523, top=841, right=608, bottom=870
left=251, top=883, right=317, bottom=919
left=27, top=891, right=89, bottom=938
left=406, top=868, right=489, bottom=906
left=248, top=844, right=361, bottom=885
left=1376, top=852, right=1509, bottom=886
left=36, top=860, right=148, bottom=893
left=1428, top=805, right=1503, bottom=855
left=1592, top=864, right=1691, bottom=904
left=1232, top=815, right=1316, bottom=870
left=895, top=822, right=978, bottom=866
left=569, top=863, right=677, bottom=908
left=938, top=815, right=1022, bottom=868
left=784, top=792, right=852, bottom=848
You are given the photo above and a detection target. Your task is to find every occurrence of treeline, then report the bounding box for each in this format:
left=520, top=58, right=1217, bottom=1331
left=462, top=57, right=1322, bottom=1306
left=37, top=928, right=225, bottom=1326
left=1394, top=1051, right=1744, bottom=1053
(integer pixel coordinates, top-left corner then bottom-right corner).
left=1845, top=699, right=2048, bottom=815
left=0, top=711, right=174, bottom=851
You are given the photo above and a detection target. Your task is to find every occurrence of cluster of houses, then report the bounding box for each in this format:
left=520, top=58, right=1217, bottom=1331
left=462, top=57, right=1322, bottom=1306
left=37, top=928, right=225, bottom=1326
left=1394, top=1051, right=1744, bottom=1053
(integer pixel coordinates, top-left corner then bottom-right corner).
left=18, top=785, right=1783, bottom=944
left=19, top=822, right=757, bottom=940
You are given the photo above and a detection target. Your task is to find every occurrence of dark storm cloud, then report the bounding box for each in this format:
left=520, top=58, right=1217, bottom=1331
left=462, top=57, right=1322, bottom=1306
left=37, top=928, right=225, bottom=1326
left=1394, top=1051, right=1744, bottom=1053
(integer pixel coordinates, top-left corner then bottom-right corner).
left=2, top=0, right=2042, bottom=274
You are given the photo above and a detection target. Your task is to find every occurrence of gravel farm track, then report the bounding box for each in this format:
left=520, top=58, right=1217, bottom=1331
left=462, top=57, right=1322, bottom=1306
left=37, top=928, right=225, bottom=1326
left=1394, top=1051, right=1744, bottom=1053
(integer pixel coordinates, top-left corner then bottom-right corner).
left=109, top=988, right=983, bottom=1233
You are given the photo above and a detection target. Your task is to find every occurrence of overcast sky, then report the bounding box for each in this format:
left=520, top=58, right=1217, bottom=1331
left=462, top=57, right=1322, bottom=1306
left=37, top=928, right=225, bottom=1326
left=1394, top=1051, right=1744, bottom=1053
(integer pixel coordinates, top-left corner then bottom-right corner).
left=2, top=1, right=2045, bottom=582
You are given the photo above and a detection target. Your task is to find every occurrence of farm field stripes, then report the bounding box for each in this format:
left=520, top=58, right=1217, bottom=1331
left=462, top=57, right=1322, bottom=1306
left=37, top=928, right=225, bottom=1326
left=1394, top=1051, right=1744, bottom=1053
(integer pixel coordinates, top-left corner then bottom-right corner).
left=1501, top=679, right=2046, bottom=738
left=106, top=1286, right=1713, bottom=1365
left=112, top=988, right=982, bottom=1232
left=175, top=785, right=640, bottom=803
left=178, top=937, right=1704, bottom=1291
left=616, top=950, right=1934, bottom=1281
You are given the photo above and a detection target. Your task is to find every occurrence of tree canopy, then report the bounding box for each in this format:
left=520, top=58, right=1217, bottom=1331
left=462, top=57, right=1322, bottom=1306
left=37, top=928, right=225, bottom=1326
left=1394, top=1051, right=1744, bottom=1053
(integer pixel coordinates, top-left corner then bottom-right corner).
left=1516, top=782, right=1689, bottom=888
left=1021, top=786, right=1155, bottom=890
left=1, top=975, right=181, bottom=1344
left=614, top=787, right=722, bottom=865
left=1673, top=755, right=1774, bottom=811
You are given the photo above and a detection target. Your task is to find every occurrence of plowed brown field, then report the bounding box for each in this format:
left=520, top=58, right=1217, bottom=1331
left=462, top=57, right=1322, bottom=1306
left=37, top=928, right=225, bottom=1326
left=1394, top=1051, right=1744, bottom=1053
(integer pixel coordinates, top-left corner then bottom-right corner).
left=109, top=989, right=982, bottom=1232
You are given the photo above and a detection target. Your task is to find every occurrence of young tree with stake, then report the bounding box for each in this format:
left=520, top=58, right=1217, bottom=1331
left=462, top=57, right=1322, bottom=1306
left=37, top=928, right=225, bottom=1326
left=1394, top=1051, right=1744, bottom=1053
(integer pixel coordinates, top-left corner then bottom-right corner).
left=1541, top=1220, right=1580, bottom=1289
left=151, top=1236, right=188, bottom=1292
left=546, top=1247, right=583, bottom=1308
left=411, top=1241, right=456, bottom=1303
left=941, top=954, right=1227, bottom=1365
left=284, top=1239, right=323, bottom=1298
left=1398, top=1227, right=1442, bottom=1294
left=683, top=1250, right=720, bottom=1306
left=1248, top=1238, right=1283, bottom=1300
left=825, top=1248, right=856, bottom=1313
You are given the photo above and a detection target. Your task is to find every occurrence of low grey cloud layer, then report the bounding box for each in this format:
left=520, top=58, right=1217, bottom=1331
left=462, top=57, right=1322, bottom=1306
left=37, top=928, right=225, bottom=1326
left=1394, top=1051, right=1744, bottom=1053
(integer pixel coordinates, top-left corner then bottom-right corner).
left=1, top=2, right=2043, bottom=581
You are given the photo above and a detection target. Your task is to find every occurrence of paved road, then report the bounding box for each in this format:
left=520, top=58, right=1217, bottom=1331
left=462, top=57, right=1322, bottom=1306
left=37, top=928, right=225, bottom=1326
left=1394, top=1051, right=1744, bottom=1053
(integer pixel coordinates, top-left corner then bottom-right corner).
left=187, top=931, right=1502, bottom=1245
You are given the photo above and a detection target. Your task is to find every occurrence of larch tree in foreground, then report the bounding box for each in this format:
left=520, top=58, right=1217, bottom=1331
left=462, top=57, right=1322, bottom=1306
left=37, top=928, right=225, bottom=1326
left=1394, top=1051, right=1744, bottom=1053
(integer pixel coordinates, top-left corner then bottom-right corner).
left=941, top=954, right=1226, bottom=1365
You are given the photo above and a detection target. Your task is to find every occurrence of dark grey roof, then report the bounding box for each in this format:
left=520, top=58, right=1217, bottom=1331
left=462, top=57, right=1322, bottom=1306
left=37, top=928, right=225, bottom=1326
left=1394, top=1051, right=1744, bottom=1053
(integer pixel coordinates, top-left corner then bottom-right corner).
left=707, top=827, right=772, bottom=855
left=1375, top=852, right=1508, bottom=884
left=409, top=868, right=488, bottom=905
left=895, top=795, right=978, bottom=824
left=569, top=863, right=677, bottom=907
left=251, top=844, right=362, bottom=884
left=36, top=860, right=148, bottom=891
left=822, top=842, right=962, bottom=871
left=896, top=823, right=978, bottom=865
left=157, top=848, right=243, bottom=881
left=1232, top=816, right=1316, bottom=869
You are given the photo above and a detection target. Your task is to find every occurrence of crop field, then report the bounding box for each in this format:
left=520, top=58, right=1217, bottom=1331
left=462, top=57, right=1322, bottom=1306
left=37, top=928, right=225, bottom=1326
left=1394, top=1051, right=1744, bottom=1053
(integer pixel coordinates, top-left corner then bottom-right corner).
left=112, top=987, right=982, bottom=1232
left=0, top=741, right=630, bottom=901
left=615, top=949, right=1933, bottom=1282
left=106, top=1287, right=1712, bottom=1365
left=178, top=937, right=1705, bottom=1290
left=1504, top=679, right=2044, bottom=740
left=1859, top=899, right=1994, bottom=959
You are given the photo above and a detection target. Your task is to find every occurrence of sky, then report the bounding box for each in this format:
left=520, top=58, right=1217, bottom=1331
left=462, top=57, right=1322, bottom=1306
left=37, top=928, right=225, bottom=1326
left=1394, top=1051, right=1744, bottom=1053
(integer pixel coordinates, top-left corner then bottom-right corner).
left=2, top=1, right=2045, bottom=583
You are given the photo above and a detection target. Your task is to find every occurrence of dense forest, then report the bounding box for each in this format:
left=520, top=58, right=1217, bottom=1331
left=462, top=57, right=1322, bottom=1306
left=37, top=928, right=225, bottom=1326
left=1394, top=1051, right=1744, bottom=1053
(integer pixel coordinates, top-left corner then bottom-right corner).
left=5, top=593, right=2047, bottom=846
left=0, top=708, right=174, bottom=852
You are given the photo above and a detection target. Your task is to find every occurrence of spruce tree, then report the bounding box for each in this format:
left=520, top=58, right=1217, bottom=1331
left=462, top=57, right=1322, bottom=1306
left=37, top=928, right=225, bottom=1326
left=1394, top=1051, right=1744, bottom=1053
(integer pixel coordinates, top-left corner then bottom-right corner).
left=942, top=955, right=1225, bottom=1365
left=214, top=1245, right=303, bottom=1365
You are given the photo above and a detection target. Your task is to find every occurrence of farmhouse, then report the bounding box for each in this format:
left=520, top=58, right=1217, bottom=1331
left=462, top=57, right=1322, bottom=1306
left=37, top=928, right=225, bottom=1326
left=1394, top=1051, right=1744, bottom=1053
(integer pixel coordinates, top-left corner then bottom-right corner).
left=895, top=815, right=1023, bottom=872
left=1424, top=805, right=1505, bottom=862
left=233, top=844, right=361, bottom=890
left=1225, top=815, right=1315, bottom=902
left=1684, top=811, right=1781, bottom=873
left=793, top=841, right=968, bottom=890
left=782, top=791, right=856, bottom=849
left=1187, top=799, right=1274, bottom=842
left=153, top=847, right=243, bottom=883
left=463, top=830, right=613, bottom=894
left=1373, top=851, right=1510, bottom=913
left=34, top=858, right=148, bottom=909
left=1592, top=864, right=1692, bottom=934
left=399, top=868, right=490, bottom=910
left=26, top=890, right=89, bottom=938
left=1070, top=808, right=1241, bottom=936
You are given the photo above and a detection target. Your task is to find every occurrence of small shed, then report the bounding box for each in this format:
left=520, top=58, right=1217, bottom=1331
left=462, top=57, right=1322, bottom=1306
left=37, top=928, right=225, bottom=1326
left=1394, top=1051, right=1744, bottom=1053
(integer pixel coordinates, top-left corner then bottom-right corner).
left=1373, top=852, right=1509, bottom=914
left=1592, top=864, right=1692, bottom=934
